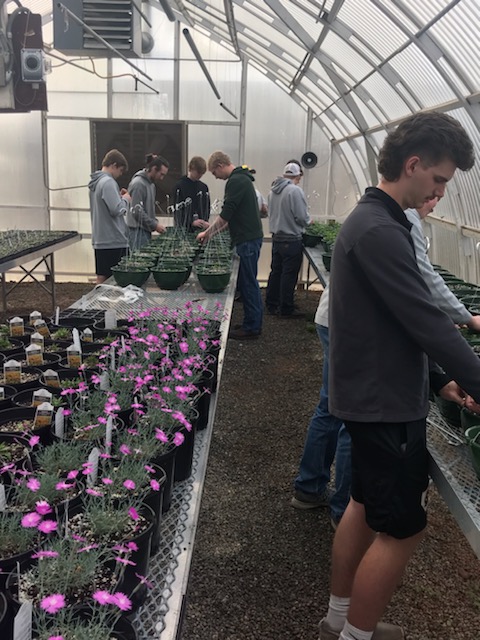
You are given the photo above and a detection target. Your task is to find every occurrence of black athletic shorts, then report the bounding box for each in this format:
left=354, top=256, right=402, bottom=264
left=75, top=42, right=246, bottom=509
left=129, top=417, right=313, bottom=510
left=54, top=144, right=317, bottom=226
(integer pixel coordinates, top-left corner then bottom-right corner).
left=94, top=247, right=127, bottom=278
left=345, top=419, right=429, bottom=539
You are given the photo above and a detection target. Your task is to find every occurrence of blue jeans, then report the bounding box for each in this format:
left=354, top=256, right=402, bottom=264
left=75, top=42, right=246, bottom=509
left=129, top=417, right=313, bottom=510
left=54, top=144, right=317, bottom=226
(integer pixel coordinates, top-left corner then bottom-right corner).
left=236, top=238, right=263, bottom=333
left=265, top=239, right=303, bottom=315
left=294, top=324, right=351, bottom=519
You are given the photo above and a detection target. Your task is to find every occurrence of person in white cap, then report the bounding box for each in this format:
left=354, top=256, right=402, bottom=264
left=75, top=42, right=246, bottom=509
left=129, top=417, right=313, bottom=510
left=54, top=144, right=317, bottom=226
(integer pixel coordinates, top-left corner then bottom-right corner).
left=265, top=162, right=310, bottom=317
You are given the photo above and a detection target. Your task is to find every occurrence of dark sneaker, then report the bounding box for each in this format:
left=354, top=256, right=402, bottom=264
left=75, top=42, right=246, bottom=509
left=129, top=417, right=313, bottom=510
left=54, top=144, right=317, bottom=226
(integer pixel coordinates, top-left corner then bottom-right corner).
left=291, top=488, right=331, bottom=510
left=266, top=306, right=279, bottom=315
left=279, top=310, right=305, bottom=319
left=229, top=328, right=260, bottom=340
left=319, top=618, right=405, bottom=640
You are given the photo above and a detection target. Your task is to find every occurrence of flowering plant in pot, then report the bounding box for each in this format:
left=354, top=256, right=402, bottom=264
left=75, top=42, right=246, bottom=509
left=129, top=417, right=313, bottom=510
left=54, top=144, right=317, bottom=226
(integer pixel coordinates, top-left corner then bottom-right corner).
left=0, top=511, right=40, bottom=589
left=8, top=470, right=81, bottom=515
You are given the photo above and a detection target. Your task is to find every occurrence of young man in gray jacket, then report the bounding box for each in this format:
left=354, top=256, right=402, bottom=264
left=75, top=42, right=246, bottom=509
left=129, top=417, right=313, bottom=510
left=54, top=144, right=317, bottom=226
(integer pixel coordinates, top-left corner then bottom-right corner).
left=88, top=149, right=131, bottom=284
left=265, top=162, right=310, bottom=317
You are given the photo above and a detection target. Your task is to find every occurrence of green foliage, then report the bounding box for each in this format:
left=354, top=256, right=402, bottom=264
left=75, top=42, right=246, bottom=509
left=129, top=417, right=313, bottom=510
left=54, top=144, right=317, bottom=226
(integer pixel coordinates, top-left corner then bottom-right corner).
left=0, top=512, right=38, bottom=558
left=35, top=440, right=89, bottom=476
left=305, top=221, right=342, bottom=250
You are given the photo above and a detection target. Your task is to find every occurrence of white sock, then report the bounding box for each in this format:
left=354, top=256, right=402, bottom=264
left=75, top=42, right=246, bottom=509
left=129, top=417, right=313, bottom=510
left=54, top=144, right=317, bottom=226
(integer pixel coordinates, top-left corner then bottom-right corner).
left=325, top=594, right=350, bottom=632
left=340, top=621, right=374, bottom=640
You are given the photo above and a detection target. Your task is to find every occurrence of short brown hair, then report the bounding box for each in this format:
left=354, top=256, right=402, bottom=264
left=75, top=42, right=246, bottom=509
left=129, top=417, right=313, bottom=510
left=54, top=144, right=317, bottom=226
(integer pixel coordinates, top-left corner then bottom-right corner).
left=188, top=156, right=207, bottom=173
left=378, top=112, right=475, bottom=181
left=102, top=149, right=128, bottom=171
left=208, top=151, right=231, bottom=171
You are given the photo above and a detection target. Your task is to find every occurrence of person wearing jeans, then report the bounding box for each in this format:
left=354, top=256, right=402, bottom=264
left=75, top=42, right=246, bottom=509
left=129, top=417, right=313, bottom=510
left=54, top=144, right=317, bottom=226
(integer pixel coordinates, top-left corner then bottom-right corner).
left=197, top=151, right=263, bottom=339
left=292, top=288, right=351, bottom=528
left=266, top=163, right=310, bottom=317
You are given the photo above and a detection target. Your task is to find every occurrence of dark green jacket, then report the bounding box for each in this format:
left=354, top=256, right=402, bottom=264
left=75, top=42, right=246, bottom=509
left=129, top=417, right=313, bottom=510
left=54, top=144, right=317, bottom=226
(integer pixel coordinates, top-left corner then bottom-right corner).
left=220, top=167, right=263, bottom=246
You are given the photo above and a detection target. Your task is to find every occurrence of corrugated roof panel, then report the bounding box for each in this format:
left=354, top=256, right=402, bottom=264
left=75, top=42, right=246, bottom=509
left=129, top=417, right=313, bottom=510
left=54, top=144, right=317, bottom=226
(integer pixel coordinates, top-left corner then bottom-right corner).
left=429, top=0, right=480, bottom=89
left=360, top=72, right=411, bottom=121
left=401, top=0, right=454, bottom=26
left=240, top=0, right=280, bottom=22
left=389, top=43, right=458, bottom=107
left=322, top=31, right=374, bottom=83
left=300, top=74, right=336, bottom=106
left=337, top=0, right=408, bottom=59
left=373, top=0, right=418, bottom=34
left=308, top=57, right=339, bottom=94
left=326, top=103, right=358, bottom=136
left=237, top=33, right=298, bottom=75
left=281, top=0, right=325, bottom=42
left=349, top=92, right=381, bottom=129
left=437, top=58, right=471, bottom=97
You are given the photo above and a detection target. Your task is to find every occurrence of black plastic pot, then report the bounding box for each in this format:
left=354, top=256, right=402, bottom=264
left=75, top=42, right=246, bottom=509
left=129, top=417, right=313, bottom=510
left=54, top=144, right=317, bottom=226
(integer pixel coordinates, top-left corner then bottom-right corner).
left=11, top=387, right=73, bottom=410
left=7, top=351, right=62, bottom=372
left=0, top=386, right=17, bottom=411
left=0, top=338, right=25, bottom=358
left=149, top=443, right=177, bottom=513
left=143, top=464, right=167, bottom=554
left=93, top=319, right=133, bottom=332
left=0, top=406, right=53, bottom=446
left=0, top=592, right=10, bottom=639
left=0, top=367, right=43, bottom=392
left=193, top=369, right=214, bottom=431
left=0, top=432, right=33, bottom=484
left=49, top=316, right=95, bottom=330
left=39, top=368, right=97, bottom=393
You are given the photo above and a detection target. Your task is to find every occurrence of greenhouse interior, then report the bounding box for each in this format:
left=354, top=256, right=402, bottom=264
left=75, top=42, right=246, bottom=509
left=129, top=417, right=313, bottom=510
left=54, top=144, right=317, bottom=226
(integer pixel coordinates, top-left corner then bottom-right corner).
left=1, top=1, right=480, bottom=639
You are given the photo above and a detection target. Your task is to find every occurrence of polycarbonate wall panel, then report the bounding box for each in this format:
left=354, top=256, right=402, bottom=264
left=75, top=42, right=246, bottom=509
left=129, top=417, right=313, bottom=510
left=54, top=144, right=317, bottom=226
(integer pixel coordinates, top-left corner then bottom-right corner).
left=389, top=44, right=458, bottom=107
left=330, top=148, right=361, bottom=219
left=405, top=0, right=459, bottom=26
left=349, top=92, right=382, bottom=129
left=338, top=0, right=408, bottom=59
left=338, top=139, right=369, bottom=197
left=285, top=1, right=325, bottom=42
left=187, top=124, right=240, bottom=205
left=360, top=73, right=412, bottom=121
left=430, top=0, right=480, bottom=90
left=179, top=60, right=241, bottom=122
left=322, top=32, right=374, bottom=82
left=426, top=222, right=466, bottom=281
left=179, top=22, right=238, bottom=61
left=0, top=112, right=46, bottom=217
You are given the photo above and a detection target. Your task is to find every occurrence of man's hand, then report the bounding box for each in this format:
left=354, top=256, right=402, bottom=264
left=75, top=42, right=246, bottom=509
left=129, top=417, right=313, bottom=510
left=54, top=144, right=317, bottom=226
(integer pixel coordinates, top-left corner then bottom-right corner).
left=467, top=315, right=480, bottom=333
left=121, top=189, right=132, bottom=203
left=155, top=223, right=166, bottom=234
left=465, top=395, right=480, bottom=415
left=193, top=219, right=209, bottom=230
left=438, top=380, right=466, bottom=406
left=197, top=230, right=208, bottom=244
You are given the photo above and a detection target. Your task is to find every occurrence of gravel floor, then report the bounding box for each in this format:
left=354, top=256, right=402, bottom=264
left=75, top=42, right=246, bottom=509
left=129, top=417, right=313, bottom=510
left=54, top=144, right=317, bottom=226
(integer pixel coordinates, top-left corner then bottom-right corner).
left=182, top=289, right=480, bottom=640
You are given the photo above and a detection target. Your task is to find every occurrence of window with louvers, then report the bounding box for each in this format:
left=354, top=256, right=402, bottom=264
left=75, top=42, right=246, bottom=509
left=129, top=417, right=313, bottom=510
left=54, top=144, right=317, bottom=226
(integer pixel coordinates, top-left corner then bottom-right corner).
left=53, top=0, right=142, bottom=57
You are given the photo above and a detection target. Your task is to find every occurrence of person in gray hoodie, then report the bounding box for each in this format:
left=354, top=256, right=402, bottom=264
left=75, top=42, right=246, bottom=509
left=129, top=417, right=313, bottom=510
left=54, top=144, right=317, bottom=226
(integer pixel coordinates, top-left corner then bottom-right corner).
left=126, top=154, right=169, bottom=250
left=88, top=149, right=131, bottom=284
left=265, top=162, right=310, bottom=317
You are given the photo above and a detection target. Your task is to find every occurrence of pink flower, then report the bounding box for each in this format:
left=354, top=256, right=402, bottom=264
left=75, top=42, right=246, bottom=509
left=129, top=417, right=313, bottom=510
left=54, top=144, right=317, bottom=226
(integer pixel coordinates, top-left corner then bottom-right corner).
left=29, top=435, right=40, bottom=447
left=92, top=590, right=114, bottom=605
left=135, top=573, right=154, bottom=589
left=128, top=507, right=139, bottom=521
left=119, top=444, right=131, bottom=456
left=155, top=429, right=168, bottom=443
left=86, top=488, right=103, bottom=497
left=102, top=477, right=113, bottom=485
left=150, top=479, right=160, bottom=491
left=40, top=593, right=66, bottom=614
left=126, top=541, right=138, bottom=551
left=32, top=550, right=59, bottom=559
left=48, top=636, right=65, bottom=640
left=144, top=464, right=156, bottom=473
left=78, top=543, right=99, bottom=553
left=67, top=470, right=79, bottom=479
left=38, top=520, right=57, bottom=534
left=173, top=432, right=185, bottom=447
left=35, top=500, right=52, bottom=515
left=179, top=341, right=189, bottom=353
left=115, top=556, right=136, bottom=566
left=26, top=477, right=41, bottom=492
left=21, top=512, right=42, bottom=528
left=55, top=481, right=73, bottom=491
left=99, top=452, right=112, bottom=459
left=111, top=592, right=132, bottom=612
left=123, top=479, right=136, bottom=490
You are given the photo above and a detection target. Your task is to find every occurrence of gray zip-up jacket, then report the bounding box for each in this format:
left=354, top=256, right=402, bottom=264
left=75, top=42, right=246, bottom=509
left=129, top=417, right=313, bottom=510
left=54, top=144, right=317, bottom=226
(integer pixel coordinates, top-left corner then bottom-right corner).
left=405, top=208, right=472, bottom=325
left=329, top=187, right=480, bottom=423
left=268, top=177, right=310, bottom=240
left=126, top=169, right=157, bottom=232
left=88, top=171, right=129, bottom=249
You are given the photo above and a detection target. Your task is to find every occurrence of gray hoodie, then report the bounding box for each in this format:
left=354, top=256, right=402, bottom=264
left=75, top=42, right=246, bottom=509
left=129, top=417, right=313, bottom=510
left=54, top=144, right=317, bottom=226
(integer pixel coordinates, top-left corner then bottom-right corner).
left=268, top=177, right=310, bottom=239
left=126, top=169, right=157, bottom=232
left=88, top=171, right=129, bottom=249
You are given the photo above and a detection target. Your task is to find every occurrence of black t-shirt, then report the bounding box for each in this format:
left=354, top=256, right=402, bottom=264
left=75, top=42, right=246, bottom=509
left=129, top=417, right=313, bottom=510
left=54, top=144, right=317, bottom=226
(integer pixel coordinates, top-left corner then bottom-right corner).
left=172, top=176, right=209, bottom=228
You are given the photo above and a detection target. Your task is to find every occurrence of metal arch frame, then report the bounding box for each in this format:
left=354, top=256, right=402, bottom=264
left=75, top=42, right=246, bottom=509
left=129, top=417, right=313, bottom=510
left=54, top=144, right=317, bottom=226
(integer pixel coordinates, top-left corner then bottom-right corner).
left=223, top=0, right=241, bottom=57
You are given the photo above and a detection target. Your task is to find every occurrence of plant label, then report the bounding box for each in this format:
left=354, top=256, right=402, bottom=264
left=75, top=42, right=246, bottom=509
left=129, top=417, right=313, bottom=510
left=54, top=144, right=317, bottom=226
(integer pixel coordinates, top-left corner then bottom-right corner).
left=55, top=407, right=65, bottom=439
left=33, top=389, right=52, bottom=408
left=82, top=327, right=93, bottom=343
left=81, top=295, right=87, bottom=311
left=55, top=307, right=60, bottom=325
left=0, top=387, right=4, bottom=401
left=33, top=319, right=50, bottom=338
left=25, top=344, right=44, bottom=367
left=30, top=332, right=44, bottom=351
left=43, top=369, right=60, bottom=388
left=4, top=360, right=21, bottom=385
left=87, top=447, right=100, bottom=486
left=0, top=484, right=6, bottom=511
left=110, top=345, right=115, bottom=371
left=29, top=311, right=42, bottom=326
left=100, top=371, right=109, bottom=391
left=34, top=402, right=53, bottom=429
left=13, top=601, right=32, bottom=640
left=72, top=328, right=81, bottom=352
left=104, top=310, right=117, bottom=330
left=66, top=345, right=82, bottom=368
left=106, top=415, right=113, bottom=450
left=9, top=316, right=24, bottom=337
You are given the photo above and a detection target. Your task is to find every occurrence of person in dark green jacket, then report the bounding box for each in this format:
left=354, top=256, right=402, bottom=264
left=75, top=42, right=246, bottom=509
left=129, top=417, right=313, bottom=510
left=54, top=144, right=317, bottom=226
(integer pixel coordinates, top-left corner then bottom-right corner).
left=197, top=151, right=263, bottom=339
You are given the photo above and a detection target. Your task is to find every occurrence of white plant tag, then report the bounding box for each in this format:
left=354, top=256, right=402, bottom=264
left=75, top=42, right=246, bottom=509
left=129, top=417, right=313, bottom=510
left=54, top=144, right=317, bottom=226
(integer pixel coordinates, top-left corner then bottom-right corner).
left=13, top=601, right=32, bottom=640
left=9, top=316, right=24, bottom=337
left=55, top=407, right=65, bottom=439
left=82, top=327, right=93, bottom=343
left=30, top=332, right=44, bottom=351
left=105, top=415, right=113, bottom=450
left=0, top=484, right=6, bottom=511
left=55, top=307, right=60, bottom=325
left=25, top=344, right=43, bottom=367
left=4, top=360, right=21, bottom=385
left=66, top=345, right=82, bottom=368
left=110, top=345, right=115, bottom=371
left=72, top=328, right=81, bottom=352
left=29, top=311, right=41, bottom=326
left=43, top=369, right=60, bottom=388
left=104, top=310, right=117, bottom=330
left=32, top=389, right=52, bottom=408
left=100, top=371, right=109, bottom=391
left=33, top=319, right=50, bottom=338
left=87, top=447, right=100, bottom=487
left=34, top=402, right=53, bottom=429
